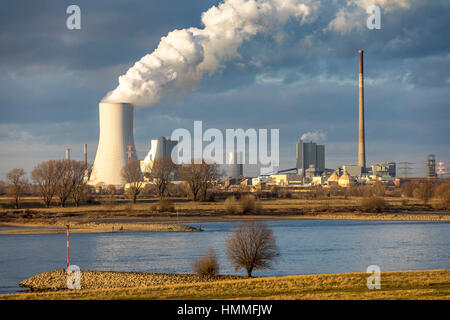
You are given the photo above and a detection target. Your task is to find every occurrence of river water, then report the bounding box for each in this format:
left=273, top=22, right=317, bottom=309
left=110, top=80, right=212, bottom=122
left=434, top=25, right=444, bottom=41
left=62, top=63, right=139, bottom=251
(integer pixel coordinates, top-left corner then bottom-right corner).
left=0, top=219, right=449, bottom=294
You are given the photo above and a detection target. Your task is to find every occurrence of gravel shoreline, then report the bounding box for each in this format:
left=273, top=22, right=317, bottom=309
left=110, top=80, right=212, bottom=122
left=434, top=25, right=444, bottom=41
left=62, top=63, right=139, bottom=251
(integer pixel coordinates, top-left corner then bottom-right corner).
left=0, top=221, right=201, bottom=235
left=20, top=269, right=243, bottom=292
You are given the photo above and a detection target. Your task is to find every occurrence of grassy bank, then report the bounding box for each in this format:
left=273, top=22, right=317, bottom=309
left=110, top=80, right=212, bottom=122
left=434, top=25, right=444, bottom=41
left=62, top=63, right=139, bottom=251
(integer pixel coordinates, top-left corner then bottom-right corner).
left=2, top=269, right=449, bottom=300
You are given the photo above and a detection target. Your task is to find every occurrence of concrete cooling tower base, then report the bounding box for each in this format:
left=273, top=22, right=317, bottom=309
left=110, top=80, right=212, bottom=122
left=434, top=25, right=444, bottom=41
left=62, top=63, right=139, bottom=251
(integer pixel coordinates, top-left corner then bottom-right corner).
left=89, top=102, right=137, bottom=186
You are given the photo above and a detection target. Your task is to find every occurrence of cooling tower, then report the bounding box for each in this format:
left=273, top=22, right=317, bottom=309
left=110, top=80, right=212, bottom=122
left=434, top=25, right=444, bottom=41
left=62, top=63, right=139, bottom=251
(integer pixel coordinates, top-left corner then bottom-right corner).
left=89, top=102, right=137, bottom=186
left=228, top=151, right=243, bottom=177
left=358, top=50, right=366, bottom=169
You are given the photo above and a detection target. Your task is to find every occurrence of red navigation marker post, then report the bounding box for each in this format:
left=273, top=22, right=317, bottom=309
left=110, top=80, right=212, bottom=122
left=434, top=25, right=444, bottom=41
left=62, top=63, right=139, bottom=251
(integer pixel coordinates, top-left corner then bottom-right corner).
left=66, top=224, right=70, bottom=269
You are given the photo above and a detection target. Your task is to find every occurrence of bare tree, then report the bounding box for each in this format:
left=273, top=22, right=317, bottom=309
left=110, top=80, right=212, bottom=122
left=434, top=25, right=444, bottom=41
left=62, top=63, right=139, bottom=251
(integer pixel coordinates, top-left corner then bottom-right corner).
left=55, top=160, right=74, bottom=207
left=225, top=221, right=279, bottom=277
left=31, top=160, right=62, bottom=208
left=146, top=157, right=176, bottom=199
left=178, top=159, right=220, bottom=201
left=122, top=160, right=144, bottom=203
left=71, top=161, right=91, bottom=207
left=6, top=168, right=29, bottom=209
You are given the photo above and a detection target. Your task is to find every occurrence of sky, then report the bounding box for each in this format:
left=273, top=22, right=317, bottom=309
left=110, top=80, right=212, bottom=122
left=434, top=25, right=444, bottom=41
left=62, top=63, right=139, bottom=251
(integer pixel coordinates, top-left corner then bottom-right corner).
left=0, top=0, right=449, bottom=179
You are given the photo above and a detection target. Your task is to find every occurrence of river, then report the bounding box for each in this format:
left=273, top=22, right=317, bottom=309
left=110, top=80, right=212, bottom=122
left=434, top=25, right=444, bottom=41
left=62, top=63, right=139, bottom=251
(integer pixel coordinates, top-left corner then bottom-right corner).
left=0, top=219, right=449, bottom=294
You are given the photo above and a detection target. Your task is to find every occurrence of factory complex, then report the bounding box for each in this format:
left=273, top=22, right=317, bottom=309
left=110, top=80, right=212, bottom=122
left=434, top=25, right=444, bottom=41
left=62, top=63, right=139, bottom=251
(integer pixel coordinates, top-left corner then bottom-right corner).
left=79, top=50, right=445, bottom=193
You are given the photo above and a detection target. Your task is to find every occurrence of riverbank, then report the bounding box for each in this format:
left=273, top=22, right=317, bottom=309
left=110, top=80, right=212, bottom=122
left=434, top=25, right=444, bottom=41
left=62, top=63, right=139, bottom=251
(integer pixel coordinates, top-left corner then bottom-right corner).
left=1, top=211, right=448, bottom=235
left=0, top=221, right=201, bottom=235
left=1, top=197, right=448, bottom=235
left=2, top=269, right=449, bottom=300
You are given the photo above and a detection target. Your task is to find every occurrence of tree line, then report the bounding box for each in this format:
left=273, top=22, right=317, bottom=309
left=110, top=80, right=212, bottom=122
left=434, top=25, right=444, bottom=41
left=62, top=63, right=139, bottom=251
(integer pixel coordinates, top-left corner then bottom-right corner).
left=122, top=157, right=220, bottom=203
left=4, top=159, right=90, bottom=208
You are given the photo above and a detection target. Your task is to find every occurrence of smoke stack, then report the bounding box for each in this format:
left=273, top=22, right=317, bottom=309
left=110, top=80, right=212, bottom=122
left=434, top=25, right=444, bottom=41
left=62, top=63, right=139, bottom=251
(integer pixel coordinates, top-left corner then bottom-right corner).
left=89, top=102, right=137, bottom=186
left=358, top=50, right=366, bottom=169
left=83, top=144, right=87, bottom=169
left=66, top=148, right=70, bottom=161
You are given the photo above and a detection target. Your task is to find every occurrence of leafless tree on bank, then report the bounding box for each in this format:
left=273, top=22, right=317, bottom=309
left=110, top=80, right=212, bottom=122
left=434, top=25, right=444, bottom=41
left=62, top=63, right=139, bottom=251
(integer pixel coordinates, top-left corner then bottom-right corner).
left=55, top=160, right=74, bottom=207
left=6, top=168, right=29, bottom=209
left=31, top=160, right=62, bottom=207
left=146, top=157, right=176, bottom=199
left=71, top=161, right=91, bottom=207
left=225, top=221, right=279, bottom=277
left=178, top=159, right=220, bottom=201
left=122, top=160, right=144, bottom=203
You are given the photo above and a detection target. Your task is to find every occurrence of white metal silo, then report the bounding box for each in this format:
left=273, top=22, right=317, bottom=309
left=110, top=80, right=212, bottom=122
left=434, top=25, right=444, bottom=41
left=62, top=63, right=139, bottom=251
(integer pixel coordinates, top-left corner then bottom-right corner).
left=89, top=102, right=137, bottom=186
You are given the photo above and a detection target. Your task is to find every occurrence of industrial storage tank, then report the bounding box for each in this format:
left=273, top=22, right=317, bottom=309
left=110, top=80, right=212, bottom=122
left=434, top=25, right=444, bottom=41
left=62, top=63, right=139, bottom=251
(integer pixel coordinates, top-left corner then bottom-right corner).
left=89, top=102, right=137, bottom=186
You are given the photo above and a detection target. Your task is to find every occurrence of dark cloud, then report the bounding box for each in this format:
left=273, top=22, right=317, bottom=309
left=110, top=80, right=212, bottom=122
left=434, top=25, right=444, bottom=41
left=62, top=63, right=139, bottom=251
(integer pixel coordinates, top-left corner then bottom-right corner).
left=0, top=0, right=449, bottom=177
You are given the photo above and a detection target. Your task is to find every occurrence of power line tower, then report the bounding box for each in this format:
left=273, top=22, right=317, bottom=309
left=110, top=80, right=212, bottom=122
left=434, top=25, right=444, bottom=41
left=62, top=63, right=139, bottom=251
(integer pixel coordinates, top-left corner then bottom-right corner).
left=398, top=161, right=414, bottom=178
left=437, top=160, right=448, bottom=179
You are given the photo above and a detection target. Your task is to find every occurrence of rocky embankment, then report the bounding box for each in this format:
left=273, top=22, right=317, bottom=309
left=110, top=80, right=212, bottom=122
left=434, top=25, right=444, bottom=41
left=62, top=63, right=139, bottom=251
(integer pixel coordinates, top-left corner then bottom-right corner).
left=20, top=270, right=242, bottom=291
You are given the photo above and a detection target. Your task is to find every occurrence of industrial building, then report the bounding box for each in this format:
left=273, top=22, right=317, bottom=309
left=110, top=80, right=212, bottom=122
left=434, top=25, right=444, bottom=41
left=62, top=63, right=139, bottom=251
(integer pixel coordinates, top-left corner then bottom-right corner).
left=296, top=140, right=325, bottom=176
left=89, top=102, right=137, bottom=186
left=140, top=136, right=178, bottom=175
left=371, top=162, right=396, bottom=178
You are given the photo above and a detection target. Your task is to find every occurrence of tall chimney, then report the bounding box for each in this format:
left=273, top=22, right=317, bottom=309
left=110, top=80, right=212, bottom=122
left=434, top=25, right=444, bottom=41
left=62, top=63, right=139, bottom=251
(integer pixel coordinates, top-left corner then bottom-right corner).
left=83, top=144, right=87, bottom=169
left=66, top=148, right=71, bottom=161
left=358, top=50, right=366, bottom=169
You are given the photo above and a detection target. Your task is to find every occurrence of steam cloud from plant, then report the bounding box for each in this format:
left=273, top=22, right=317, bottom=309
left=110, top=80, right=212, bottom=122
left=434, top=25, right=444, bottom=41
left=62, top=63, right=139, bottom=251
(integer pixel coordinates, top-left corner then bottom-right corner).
left=103, top=0, right=411, bottom=107
left=300, top=130, right=327, bottom=142
left=103, top=0, right=314, bottom=107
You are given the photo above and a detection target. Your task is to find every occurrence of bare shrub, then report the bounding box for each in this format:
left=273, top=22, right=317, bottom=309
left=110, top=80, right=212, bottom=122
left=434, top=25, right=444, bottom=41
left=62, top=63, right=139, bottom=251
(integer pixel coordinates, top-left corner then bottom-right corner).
left=192, top=248, right=219, bottom=276
left=224, top=196, right=238, bottom=214
left=413, top=182, right=434, bottom=205
left=225, top=221, right=279, bottom=277
left=359, top=197, right=387, bottom=212
left=157, top=198, right=175, bottom=212
left=239, top=195, right=260, bottom=214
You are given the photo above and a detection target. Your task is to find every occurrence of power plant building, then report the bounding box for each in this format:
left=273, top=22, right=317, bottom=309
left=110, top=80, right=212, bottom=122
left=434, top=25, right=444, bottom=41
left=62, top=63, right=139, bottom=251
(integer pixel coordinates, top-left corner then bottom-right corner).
left=89, top=102, right=137, bottom=186
left=296, top=140, right=325, bottom=176
left=140, top=137, right=178, bottom=174
left=371, top=162, right=396, bottom=178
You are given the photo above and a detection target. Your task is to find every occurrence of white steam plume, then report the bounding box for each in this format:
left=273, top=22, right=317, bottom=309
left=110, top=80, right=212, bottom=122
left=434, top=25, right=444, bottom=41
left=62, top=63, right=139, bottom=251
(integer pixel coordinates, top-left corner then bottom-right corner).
left=103, top=0, right=314, bottom=107
left=301, top=130, right=327, bottom=142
